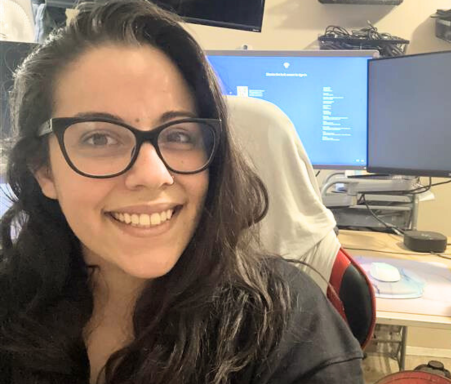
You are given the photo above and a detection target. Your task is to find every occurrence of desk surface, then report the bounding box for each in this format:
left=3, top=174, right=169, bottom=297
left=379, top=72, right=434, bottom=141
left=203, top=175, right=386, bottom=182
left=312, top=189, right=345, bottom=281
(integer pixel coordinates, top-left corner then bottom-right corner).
left=338, top=230, right=451, bottom=329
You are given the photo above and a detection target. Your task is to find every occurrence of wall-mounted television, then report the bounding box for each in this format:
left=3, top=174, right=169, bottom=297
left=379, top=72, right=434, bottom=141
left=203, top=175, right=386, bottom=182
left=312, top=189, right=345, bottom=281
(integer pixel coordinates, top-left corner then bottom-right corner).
left=153, top=0, right=266, bottom=32
left=43, top=0, right=266, bottom=32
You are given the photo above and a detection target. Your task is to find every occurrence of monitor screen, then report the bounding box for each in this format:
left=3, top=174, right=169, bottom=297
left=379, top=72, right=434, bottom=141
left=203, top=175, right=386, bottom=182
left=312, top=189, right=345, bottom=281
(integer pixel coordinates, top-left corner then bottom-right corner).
left=0, top=182, right=12, bottom=218
left=153, top=0, right=265, bottom=32
left=207, top=50, right=376, bottom=169
left=367, top=51, right=451, bottom=177
left=34, top=0, right=266, bottom=32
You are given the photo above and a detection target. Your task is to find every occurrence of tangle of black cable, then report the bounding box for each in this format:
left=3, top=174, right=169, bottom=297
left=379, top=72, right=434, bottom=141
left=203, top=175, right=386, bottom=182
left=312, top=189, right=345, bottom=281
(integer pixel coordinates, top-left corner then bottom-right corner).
left=319, top=22, right=409, bottom=57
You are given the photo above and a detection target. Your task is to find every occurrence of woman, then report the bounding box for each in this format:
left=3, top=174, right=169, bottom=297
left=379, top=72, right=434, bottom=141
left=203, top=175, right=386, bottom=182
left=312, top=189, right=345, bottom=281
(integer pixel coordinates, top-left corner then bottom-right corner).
left=0, top=1, right=364, bottom=383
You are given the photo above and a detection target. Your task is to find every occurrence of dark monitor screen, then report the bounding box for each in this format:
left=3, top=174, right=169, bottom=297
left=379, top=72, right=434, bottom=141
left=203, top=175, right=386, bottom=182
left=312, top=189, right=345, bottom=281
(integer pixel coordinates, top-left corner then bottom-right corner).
left=367, top=51, right=451, bottom=177
left=153, top=0, right=265, bottom=32
left=208, top=50, right=377, bottom=169
left=35, top=0, right=266, bottom=32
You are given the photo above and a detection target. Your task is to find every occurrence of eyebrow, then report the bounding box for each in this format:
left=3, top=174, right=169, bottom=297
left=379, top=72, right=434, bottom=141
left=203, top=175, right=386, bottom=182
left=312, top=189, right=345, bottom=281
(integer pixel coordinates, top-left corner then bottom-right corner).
left=160, top=110, right=198, bottom=122
left=73, top=110, right=198, bottom=125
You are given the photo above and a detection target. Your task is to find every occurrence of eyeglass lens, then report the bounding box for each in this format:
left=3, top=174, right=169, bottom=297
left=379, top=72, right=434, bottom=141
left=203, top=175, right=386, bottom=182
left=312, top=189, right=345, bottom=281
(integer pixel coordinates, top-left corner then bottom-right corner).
left=62, top=121, right=215, bottom=176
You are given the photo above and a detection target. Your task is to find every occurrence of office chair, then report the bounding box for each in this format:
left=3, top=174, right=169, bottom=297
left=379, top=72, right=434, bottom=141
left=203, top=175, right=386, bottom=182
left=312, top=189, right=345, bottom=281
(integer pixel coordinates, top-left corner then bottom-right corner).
left=375, top=371, right=451, bottom=383
left=328, top=247, right=376, bottom=349
left=226, top=95, right=376, bottom=349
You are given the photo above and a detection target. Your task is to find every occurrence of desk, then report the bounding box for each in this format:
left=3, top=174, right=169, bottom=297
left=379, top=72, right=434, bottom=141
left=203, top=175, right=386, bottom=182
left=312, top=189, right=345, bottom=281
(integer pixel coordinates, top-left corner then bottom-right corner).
left=338, top=230, right=451, bottom=369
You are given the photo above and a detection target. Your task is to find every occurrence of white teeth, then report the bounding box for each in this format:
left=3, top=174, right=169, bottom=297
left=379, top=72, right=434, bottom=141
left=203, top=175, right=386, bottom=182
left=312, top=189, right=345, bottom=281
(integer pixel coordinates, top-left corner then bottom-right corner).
left=111, top=209, right=175, bottom=227
left=150, top=213, right=161, bottom=225
left=124, top=213, right=131, bottom=224
left=139, top=214, right=150, bottom=226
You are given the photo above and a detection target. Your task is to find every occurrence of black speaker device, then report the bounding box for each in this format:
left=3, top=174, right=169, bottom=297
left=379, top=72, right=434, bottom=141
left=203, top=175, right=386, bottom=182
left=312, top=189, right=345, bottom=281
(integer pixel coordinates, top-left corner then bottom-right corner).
left=403, top=231, right=448, bottom=253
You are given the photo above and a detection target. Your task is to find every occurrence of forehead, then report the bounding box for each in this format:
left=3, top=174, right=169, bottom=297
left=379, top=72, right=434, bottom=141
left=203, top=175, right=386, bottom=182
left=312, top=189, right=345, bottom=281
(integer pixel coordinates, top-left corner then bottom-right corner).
left=52, top=44, right=196, bottom=124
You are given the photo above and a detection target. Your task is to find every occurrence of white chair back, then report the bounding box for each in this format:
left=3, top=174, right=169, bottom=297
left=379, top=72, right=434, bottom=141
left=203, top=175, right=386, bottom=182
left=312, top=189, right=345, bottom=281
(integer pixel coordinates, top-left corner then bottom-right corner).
left=226, top=96, right=340, bottom=291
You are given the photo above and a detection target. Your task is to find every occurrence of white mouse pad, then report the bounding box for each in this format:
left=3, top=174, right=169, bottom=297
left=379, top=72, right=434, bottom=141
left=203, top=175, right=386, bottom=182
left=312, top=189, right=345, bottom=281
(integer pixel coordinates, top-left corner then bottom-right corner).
left=355, top=256, right=451, bottom=317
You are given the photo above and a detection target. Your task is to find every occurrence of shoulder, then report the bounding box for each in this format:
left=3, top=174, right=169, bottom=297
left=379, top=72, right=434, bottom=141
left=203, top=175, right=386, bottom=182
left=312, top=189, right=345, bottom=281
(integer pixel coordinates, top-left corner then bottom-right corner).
left=254, top=257, right=364, bottom=384
left=266, top=256, right=326, bottom=303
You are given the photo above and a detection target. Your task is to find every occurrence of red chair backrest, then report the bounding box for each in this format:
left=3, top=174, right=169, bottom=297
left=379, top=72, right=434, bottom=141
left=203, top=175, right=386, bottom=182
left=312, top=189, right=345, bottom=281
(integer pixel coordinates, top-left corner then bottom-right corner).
left=327, top=247, right=376, bottom=349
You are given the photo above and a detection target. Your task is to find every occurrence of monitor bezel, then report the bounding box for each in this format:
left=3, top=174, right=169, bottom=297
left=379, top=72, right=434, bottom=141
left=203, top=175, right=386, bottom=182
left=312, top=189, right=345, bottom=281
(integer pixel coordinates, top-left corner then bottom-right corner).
left=207, top=49, right=379, bottom=58
left=181, top=0, right=266, bottom=33
left=186, top=17, right=263, bottom=32
left=366, top=50, right=451, bottom=178
left=47, top=0, right=266, bottom=32
left=207, top=49, right=379, bottom=170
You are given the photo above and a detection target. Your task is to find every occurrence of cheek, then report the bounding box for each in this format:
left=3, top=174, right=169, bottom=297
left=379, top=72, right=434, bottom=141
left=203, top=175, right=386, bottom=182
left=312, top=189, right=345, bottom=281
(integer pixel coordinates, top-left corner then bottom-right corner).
left=178, top=172, right=209, bottom=231
left=189, top=172, right=209, bottom=208
left=50, top=147, right=113, bottom=227
left=56, top=178, right=111, bottom=235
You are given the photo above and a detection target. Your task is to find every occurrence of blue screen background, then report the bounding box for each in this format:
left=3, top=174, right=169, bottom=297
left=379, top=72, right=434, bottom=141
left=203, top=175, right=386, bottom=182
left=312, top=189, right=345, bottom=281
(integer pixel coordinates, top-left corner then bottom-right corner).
left=207, top=55, right=370, bottom=168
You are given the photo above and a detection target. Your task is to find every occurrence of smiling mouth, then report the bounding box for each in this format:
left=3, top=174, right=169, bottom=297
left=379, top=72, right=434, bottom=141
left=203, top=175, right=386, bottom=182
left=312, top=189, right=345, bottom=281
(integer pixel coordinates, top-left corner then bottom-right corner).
left=107, top=206, right=181, bottom=228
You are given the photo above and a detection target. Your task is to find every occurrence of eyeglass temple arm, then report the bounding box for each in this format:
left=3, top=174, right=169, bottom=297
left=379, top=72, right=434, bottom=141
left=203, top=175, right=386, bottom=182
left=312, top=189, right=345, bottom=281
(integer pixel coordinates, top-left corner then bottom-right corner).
left=37, top=120, right=53, bottom=136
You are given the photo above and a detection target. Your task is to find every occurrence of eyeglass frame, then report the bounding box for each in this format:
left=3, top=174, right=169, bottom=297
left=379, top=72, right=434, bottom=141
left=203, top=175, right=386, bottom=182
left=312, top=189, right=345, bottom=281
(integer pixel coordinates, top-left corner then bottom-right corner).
left=37, top=116, right=222, bottom=179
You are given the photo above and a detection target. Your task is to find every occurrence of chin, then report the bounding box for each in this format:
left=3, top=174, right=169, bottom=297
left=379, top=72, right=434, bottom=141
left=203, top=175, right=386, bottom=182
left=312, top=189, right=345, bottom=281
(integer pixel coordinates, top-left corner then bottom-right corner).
left=122, top=258, right=179, bottom=280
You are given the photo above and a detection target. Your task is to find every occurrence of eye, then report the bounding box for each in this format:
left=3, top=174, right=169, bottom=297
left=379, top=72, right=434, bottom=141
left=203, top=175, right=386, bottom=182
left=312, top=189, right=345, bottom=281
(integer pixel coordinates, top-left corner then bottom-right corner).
left=158, top=123, right=204, bottom=151
left=165, top=130, right=193, bottom=144
left=83, top=132, right=119, bottom=147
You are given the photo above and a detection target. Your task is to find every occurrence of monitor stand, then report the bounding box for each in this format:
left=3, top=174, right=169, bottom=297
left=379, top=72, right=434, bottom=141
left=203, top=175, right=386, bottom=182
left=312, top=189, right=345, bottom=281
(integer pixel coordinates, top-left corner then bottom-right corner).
left=320, top=173, right=421, bottom=232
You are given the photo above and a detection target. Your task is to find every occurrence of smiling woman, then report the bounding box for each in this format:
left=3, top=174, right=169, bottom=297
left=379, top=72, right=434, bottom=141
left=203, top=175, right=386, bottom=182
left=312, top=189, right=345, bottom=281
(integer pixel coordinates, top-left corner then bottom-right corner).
left=0, top=1, right=364, bottom=384
left=33, top=44, right=211, bottom=284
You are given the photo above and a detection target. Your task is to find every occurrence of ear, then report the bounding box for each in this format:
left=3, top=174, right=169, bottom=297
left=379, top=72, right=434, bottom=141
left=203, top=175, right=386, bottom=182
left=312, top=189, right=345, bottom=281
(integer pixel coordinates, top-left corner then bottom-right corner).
left=34, top=165, right=58, bottom=200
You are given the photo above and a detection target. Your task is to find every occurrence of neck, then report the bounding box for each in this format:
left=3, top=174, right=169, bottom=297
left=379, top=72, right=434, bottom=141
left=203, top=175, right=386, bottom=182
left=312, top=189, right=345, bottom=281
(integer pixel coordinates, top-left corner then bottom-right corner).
left=82, top=250, right=150, bottom=384
left=84, top=248, right=149, bottom=323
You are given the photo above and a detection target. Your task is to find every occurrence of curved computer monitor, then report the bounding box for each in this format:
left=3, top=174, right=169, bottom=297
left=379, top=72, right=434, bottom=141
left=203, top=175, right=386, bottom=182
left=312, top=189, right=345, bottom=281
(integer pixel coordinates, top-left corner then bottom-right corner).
left=207, top=50, right=378, bottom=169
left=367, top=51, right=451, bottom=177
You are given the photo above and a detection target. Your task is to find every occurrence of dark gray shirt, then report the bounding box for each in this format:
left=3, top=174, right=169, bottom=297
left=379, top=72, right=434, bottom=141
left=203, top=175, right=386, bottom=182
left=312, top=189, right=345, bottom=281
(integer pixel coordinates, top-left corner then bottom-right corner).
left=0, top=258, right=363, bottom=383
left=243, top=259, right=364, bottom=384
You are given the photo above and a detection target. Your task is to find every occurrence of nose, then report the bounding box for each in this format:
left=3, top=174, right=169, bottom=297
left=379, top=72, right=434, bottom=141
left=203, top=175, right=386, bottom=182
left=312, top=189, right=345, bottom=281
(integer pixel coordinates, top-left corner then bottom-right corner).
left=124, top=142, right=173, bottom=190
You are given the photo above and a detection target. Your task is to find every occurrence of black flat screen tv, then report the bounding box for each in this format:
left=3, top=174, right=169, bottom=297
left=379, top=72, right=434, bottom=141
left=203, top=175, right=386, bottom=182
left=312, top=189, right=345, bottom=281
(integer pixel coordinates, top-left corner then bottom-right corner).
left=46, top=0, right=266, bottom=32
left=153, top=0, right=266, bottom=32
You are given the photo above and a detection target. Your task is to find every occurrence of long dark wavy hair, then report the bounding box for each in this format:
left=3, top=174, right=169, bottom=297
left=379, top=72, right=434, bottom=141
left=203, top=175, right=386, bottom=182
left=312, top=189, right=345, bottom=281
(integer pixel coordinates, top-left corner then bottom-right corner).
left=0, top=1, right=294, bottom=383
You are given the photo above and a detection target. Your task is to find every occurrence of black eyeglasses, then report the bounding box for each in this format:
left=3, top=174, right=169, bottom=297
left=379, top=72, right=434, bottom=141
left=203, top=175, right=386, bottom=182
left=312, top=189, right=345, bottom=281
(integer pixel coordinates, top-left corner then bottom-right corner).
left=37, top=117, right=221, bottom=179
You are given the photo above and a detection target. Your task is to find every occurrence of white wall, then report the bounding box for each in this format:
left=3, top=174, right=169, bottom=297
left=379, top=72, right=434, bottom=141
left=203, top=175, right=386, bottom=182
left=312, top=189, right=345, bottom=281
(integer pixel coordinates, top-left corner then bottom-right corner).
left=186, top=0, right=451, bottom=53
